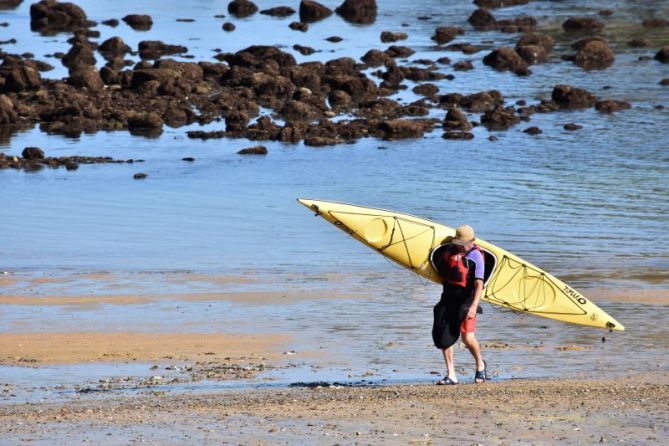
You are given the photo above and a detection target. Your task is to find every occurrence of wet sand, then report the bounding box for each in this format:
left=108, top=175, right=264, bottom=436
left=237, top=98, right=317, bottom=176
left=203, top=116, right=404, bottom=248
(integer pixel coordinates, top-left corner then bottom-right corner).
left=0, top=331, right=288, bottom=365
left=1, top=374, right=667, bottom=445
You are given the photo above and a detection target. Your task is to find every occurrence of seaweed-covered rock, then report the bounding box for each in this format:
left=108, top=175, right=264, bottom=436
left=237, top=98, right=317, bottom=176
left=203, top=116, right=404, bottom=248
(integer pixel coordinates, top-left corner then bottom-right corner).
left=67, top=66, right=104, bottom=91
left=378, top=119, right=426, bottom=139
left=336, top=0, right=377, bottom=24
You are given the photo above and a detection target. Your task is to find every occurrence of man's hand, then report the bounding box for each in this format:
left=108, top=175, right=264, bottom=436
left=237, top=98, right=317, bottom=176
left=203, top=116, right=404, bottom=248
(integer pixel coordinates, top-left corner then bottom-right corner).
left=467, top=305, right=477, bottom=320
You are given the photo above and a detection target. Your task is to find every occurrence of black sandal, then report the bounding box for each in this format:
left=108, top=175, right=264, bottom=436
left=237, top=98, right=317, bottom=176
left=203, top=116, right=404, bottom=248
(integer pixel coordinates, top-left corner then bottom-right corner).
left=436, top=376, right=459, bottom=385
left=475, top=360, right=487, bottom=383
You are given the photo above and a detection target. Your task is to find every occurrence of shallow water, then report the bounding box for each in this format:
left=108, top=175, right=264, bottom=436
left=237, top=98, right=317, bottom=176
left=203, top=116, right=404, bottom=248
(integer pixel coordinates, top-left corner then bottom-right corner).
left=1, top=0, right=668, bottom=400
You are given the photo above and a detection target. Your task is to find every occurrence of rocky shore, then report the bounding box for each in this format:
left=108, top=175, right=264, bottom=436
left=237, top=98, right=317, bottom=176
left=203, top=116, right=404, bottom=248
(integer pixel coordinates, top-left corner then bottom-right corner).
left=1, top=0, right=667, bottom=151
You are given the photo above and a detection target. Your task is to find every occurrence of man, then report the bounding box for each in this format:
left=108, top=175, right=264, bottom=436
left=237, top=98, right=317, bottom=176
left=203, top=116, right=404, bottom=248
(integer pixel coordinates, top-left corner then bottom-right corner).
left=432, top=224, right=487, bottom=385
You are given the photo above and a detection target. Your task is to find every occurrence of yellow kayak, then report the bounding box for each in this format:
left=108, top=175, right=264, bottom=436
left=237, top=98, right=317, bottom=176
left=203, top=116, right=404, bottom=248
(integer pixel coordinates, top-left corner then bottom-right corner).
left=298, top=198, right=624, bottom=331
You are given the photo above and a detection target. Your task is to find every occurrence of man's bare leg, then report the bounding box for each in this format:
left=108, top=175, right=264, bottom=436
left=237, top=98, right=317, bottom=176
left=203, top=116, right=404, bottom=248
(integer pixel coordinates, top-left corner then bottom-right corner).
left=461, top=332, right=485, bottom=382
left=442, top=346, right=457, bottom=381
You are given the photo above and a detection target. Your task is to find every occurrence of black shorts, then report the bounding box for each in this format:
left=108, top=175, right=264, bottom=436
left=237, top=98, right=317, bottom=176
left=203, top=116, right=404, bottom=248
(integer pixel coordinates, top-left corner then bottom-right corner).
left=432, top=284, right=475, bottom=350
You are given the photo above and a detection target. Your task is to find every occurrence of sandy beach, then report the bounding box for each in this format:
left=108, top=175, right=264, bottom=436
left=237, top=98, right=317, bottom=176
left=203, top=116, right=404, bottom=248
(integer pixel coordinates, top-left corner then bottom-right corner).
left=2, top=374, right=667, bottom=445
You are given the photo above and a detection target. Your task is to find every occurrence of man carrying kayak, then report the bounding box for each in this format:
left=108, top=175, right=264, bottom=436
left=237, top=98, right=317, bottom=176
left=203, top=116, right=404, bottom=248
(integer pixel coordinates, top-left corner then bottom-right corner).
left=432, top=224, right=487, bottom=385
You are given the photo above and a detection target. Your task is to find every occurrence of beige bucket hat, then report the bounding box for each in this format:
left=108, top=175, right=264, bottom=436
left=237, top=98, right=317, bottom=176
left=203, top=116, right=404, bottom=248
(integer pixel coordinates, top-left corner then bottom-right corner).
left=452, top=224, right=475, bottom=246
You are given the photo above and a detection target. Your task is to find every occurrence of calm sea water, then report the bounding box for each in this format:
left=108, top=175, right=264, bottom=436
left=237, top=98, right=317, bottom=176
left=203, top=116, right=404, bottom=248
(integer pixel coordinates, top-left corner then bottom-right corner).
left=0, top=1, right=668, bottom=398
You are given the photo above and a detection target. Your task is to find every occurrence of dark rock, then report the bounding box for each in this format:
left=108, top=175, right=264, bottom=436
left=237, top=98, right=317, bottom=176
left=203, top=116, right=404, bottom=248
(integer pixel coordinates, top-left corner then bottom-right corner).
left=187, top=130, right=227, bottom=139
left=176, top=18, right=195, bottom=22
left=598, top=9, right=614, bottom=17
left=481, top=106, right=520, bottom=130
left=595, top=100, right=631, bottom=113
left=127, top=112, right=163, bottom=129
left=99, top=36, right=131, bottom=59
left=293, top=45, right=316, bottom=56
left=260, top=6, right=295, bottom=17
left=488, top=135, right=498, bottom=141
left=237, top=145, right=267, bottom=155
left=574, top=40, right=614, bottom=69
left=61, top=41, right=97, bottom=70
left=138, top=41, right=188, bottom=60
left=0, top=63, right=42, bottom=92
left=289, top=21, right=309, bottom=31
left=222, top=22, right=236, bottom=31
left=642, top=18, right=669, bottom=28
left=30, top=0, right=88, bottom=34
left=336, top=0, right=377, bottom=24
left=474, top=0, right=528, bottom=7
left=413, top=83, right=438, bottom=98
left=442, top=131, right=474, bottom=140
left=516, top=33, right=555, bottom=52
left=443, top=107, right=472, bottom=131
left=437, top=56, right=451, bottom=65
left=469, top=8, right=497, bottom=30
left=67, top=66, right=104, bottom=91
left=564, top=123, right=583, bottom=131
left=65, top=161, right=78, bottom=170
left=378, top=119, right=426, bottom=139
left=660, top=78, right=669, bottom=86
left=571, top=36, right=608, bottom=51
left=102, top=18, right=119, bottom=27
left=224, top=111, right=249, bottom=132
left=280, top=100, right=322, bottom=121
left=304, top=136, right=344, bottom=146
left=133, top=172, right=147, bottom=179
left=228, top=0, right=257, bottom=18
left=22, top=146, right=44, bottom=160
left=627, top=38, right=651, bottom=48
left=444, top=43, right=479, bottom=54
left=381, top=32, right=408, bottom=43
left=0, top=1, right=23, bottom=10
left=523, top=126, right=541, bottom=135
left=453, top=60, right=474, bottom=71
left=328, top=89, right=352, bottom=109
left=361, top=49, right=392, bottom=67
left=122, top=14, right=153, bottom=31
left=385, top=46, right=415, bottom=58
left=552, top=84, right=597, bottom=108
left=326, top=36, right=343, bottom=42
left=562, top=17, right=604, bottom=33
left=182, top=157, right=195, bottom=162
left=482, top=47, right=529, bottom=75
left=655, top=46, right=669, bottom=63
left=457, top=90, right=504, bottom=113
left=431, top=26, right=464, bottom=45
left=0, top=94, right=17, bottom=123
left=299, top=1, right=332, bottom=23
left=515, top=44, right=548, bottom=64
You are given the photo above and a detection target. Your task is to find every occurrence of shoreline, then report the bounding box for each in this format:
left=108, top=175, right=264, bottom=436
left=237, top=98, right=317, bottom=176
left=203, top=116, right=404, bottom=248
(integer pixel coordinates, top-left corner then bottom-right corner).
left=1, top=373, right=667, bottom=445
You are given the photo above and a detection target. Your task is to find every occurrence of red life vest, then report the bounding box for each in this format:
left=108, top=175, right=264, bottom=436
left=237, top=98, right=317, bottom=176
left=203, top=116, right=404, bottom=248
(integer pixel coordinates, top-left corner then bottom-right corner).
left=441, top=244, right=482, bottom=288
